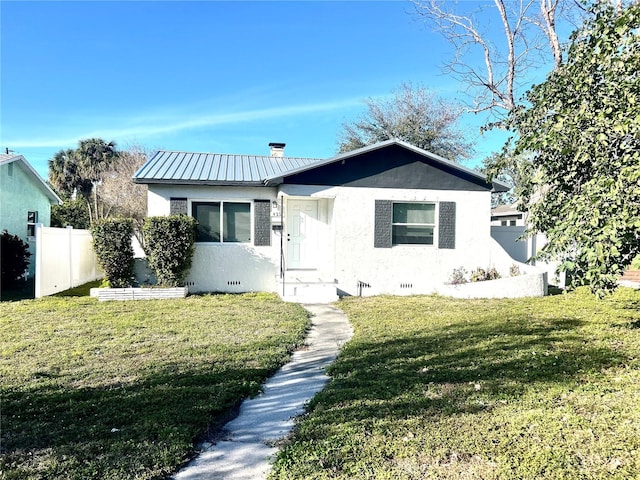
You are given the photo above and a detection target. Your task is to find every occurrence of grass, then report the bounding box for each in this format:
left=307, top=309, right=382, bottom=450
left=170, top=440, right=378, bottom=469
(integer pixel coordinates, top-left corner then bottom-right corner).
left=270, top=287, right=640, bottom=479
left=0, top=292, right=310, bottom=479
left=51, top=279, right=103, bottom=297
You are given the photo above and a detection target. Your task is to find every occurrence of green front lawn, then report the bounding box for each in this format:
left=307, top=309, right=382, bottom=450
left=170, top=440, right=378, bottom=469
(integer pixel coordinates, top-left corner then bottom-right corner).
left=271, top=288, right=640, bottom=479
left=0, top=293, right=309, bottom=479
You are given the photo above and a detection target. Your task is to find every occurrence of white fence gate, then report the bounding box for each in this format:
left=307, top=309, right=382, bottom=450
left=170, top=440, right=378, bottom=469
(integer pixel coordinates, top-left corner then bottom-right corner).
left=35, top=225, right=102, bottom=298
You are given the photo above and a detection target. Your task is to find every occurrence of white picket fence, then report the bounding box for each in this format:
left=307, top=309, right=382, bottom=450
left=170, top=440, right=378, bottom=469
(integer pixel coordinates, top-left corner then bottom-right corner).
left=35, top=225, right=102, bottom=298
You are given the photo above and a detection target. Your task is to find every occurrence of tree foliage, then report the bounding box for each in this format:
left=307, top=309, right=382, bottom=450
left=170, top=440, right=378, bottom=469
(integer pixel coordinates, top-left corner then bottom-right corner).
left=48, top=140, right=150, bottom=234
left=502, top=1, right=640, bottom=295
left=100, top=144, right=149, bottom=246
left=143, top=216, right=196, bottom=287
left=482, top=150, right=534, bottom=207
left=1, top=230, right=31, bottom=288
left=337, top=82, right=473, bottom=162
left=48, top=139, right=119, bottom=223
left=51, top=199, right=90, bottom=229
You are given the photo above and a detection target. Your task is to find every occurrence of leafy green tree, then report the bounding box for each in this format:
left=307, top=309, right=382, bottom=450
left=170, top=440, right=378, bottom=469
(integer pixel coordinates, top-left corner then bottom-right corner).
left=48, top=149, right=89, bottom=200
left=502, top=1, right=640, bottom=295
left=482, top=150, right=534, bottom=208
left=51, top=199, right=90, bottom=229
left=337, top=82, right=473, bottom=162
left=48, top=138, right=119, bottom=223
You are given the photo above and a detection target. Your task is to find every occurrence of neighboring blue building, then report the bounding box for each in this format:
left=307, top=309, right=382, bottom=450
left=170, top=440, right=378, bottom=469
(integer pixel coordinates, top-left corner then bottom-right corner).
left=0, top=153, right=61, bottom=277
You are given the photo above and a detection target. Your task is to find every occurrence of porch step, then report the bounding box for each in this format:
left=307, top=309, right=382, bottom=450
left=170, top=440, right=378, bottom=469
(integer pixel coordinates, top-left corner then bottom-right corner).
left=276, top=273, right=338, bottom=304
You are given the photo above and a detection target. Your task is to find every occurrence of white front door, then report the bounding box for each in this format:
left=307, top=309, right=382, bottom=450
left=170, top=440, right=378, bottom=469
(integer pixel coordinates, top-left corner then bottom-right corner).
left=287, top=199, right=318, bottom=269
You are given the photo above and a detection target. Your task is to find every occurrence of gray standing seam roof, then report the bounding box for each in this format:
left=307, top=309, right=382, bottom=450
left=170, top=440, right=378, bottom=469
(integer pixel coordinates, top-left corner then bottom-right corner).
left=133, top=140, right=510, bottom=192
left=133, top=150, right=323, bottom=185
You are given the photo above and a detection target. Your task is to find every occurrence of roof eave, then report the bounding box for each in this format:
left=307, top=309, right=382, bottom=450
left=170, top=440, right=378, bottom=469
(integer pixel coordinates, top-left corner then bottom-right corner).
left=263, top=139, right=507, bottom=191
left=2, top=155, right=62, bottom=204
left=134, top=178, right=267, bottom=187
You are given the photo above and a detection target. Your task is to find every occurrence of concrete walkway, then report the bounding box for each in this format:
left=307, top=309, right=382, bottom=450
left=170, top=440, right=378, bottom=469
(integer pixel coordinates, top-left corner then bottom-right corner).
left=172, top=304, right=353, bottom=480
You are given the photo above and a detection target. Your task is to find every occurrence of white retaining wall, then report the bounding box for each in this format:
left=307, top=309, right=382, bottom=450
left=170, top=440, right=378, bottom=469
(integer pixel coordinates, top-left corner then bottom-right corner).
left=435, top=271, right=548, bottom=299
left=35, top=225, right=102, bottom=297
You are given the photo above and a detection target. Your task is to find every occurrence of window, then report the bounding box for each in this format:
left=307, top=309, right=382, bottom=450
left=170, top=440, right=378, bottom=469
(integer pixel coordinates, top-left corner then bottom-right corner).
left=27, top=211, right=38, bottom=237
left=510, top=220, right=516, bottom=226
left=192, top=202, right=251, bottom=243
left=392, top=202, right=435, bottom=245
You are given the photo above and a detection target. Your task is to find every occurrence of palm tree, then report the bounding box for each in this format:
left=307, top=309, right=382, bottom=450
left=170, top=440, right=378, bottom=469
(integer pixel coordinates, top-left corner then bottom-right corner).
left=47, top=139, right=119, bottom=223
left=74, top=139, right=118, bottom=222
left=48, top=149, right=85, bottom=199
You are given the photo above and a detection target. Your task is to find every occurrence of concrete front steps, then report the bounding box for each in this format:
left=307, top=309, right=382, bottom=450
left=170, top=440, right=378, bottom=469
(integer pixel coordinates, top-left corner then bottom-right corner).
left=277, top=271, right=338, bottom=303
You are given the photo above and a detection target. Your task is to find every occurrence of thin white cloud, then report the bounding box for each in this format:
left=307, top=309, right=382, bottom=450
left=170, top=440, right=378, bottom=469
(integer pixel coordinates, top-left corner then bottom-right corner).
left=6, top=97, right=364, bottom=149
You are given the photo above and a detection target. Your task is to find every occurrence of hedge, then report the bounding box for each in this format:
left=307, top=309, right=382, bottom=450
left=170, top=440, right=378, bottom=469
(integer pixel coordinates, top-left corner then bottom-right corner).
left=91, top=218, right=135, bottom=288
left=143, top=215, right=196, bottom=287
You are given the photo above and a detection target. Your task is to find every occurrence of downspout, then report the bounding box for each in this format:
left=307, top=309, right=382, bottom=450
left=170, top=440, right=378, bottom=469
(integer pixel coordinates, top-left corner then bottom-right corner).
left=280, top=195, right=285, bottom=298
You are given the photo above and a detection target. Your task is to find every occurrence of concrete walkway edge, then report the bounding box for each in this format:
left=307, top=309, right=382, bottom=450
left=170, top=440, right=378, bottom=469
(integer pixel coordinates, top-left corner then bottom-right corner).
left=172, top=303, right=353, bottom=480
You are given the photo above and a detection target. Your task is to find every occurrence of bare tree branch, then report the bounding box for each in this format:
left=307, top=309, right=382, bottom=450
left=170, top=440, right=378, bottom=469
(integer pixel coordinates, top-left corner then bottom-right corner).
left=100, top=144, right=149, bottom=246
left=411, top=0, right=582, bottom=118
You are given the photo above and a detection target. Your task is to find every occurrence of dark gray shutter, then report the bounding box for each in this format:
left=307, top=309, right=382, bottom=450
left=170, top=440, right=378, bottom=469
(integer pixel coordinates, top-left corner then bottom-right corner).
left=253, top=200, right=271, bottom=246
left=374, top=200, right=393, bottom=248
left=169, top=197, right=188, bottom=215
left=438, top=201, right=456, bottom=249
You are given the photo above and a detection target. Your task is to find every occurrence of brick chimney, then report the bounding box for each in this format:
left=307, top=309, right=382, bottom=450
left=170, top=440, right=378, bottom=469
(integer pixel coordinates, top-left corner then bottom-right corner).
left=268, top=142, right=286, bottom=157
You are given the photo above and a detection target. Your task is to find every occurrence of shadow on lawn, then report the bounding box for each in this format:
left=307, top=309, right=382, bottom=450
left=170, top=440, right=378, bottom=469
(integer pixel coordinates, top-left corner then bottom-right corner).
left=316, top=314, right=625, bottom=422
left=1, top=364, right=271, bottom=479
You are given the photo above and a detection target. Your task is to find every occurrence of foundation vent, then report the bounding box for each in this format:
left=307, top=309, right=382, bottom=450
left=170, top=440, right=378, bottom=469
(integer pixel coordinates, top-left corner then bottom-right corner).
left=227, top=280, right=241, bottom=286
left=400, top=283, right=413, bottom=289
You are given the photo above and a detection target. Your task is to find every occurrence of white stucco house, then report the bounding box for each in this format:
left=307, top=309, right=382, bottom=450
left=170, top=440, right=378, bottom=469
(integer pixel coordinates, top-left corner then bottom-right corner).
left=134, top=140, right=545, bottom=301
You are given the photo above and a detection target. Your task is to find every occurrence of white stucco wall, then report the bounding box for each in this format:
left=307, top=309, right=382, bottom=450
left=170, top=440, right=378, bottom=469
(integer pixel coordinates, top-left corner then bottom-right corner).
left=322, top=186, right=496, bottom=296
left=435, top=271, right=548, bottom=299
left=147, top=184, right=281, bottom=293
left=147, top=183, right=546, bottom=297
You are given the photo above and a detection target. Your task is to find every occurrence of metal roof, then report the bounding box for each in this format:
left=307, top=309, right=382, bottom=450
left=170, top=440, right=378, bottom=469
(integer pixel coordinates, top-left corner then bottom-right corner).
left=133, top=150, right=323, bottom=185
left=133, top=140, right=510, bottom=192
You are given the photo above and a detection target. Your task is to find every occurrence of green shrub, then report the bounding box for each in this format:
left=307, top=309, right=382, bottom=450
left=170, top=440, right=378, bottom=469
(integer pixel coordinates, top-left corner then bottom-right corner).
left=1, top=230, right=31, bottom=288
left=51, top=199, right=90, bottom=229
left=143, top=215, right=196, bottom=287
left=91, top=218, right=134, bottom=288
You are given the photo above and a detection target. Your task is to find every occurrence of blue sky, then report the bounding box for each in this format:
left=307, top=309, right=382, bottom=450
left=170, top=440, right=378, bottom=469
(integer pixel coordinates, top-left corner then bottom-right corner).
left=2, top=1, right=520, bottom=179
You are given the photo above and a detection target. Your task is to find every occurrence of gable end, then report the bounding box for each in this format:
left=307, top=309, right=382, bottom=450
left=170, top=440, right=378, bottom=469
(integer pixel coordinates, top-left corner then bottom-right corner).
left=281, top=144, right=494, bottom=191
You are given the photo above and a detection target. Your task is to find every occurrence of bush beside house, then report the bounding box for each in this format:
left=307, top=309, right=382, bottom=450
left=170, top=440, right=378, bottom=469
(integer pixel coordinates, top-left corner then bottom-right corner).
left=1, top=230, right=32, bottom=290
left=143, top=215, right=196, bottom=287
left=91, top=219, right=135, bottom=288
